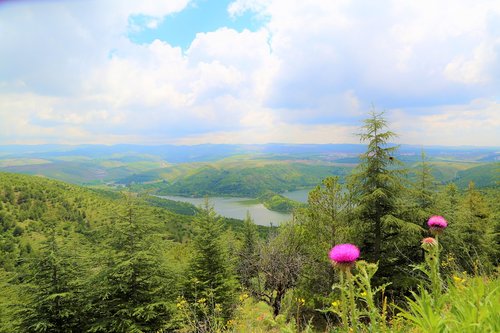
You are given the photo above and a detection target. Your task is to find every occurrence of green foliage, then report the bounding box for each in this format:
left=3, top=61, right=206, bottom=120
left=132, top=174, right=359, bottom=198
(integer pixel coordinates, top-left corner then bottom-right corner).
left=258, top=191, right=304, bottom=213
left=454, top=163, right=499, bottom=188
left=294, top=177, right=353, bottom=310
left=399, top=275, right=500, bottom=333
left=141, top=194, right=199, bottom=216
left=413, top=150, right=437, bottom=214
left=85, top=197, right=177, bottom=332
left=445, top=275, right=500, bottom=332
left=352, top=261, right=390, bottom=332
left=349, top=111, right=423, bottom=288
left=250, top=222, right=306, bottom=317
left=0, top=124, right=499, bottom=333
left=399, top=285, right=447, bottom=332
left=350, top=110, right=408, bottom=260
left=237, top=213, right=259, bottom=289
left=16, top=223, right=85, bottom=332
left=184, top=201, right=237, bottom=321
left=154, top=163, right=351, bottom=197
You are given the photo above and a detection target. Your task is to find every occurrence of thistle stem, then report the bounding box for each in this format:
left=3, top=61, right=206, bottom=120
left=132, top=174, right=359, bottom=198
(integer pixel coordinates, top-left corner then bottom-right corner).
left=339, top=270, right=349, bottom=332
left=346, top=269, right=358, bottom=333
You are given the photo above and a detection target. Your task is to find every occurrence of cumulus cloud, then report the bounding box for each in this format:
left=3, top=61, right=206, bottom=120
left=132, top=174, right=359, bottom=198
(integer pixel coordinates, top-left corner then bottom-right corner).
left=390, top=99, right=500, bottom=146
left=0, top=0, right=498, bottom=145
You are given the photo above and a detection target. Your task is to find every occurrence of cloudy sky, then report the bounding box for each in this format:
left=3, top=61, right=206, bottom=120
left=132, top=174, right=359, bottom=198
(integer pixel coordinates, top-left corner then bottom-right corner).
left=0, top=0, right=499, bottom=146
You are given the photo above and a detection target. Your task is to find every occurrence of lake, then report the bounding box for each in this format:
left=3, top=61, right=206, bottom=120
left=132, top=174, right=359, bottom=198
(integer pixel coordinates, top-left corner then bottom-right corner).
left=157, top=188, right=312, bottom=226
left=281, top=188, right=311, bottom=203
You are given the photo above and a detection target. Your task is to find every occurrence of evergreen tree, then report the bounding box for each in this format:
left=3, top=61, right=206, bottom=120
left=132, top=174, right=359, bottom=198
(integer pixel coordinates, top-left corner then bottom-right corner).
left=407, top=149, right=437, bottom=249
left=17, top=220, right=84, bottom=333
left=414, top=149, right=436, bottom=213
left=87, top=196, right=176, bottom=332
left=435, top=183, right=460, bottom=222
left=456, top=182, right=494, bottom=272
left=350, top=110, right=421, bottom=284
left=237, top=212, right=259, bottom=289
left=184, top=200, right=236, bottom=319
left=296, top=177, right=351, bottom=300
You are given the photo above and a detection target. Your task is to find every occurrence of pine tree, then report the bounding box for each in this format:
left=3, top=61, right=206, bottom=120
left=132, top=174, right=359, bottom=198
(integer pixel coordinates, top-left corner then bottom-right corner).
left=456, top=182, right=494, bottom=272
left=350, top=110, right=421, bottom=283
left=237, top=212, right=259, bottom=289
left=409, top=149, right=437, bottom=242
left=414, top=149, right=436, bottom=213
left=86, top=195, right=176, bottom=332
left=17, top=221, right=84, bottom=333
left=435, top=183, right=459, bottom=223
left=184, top=200, right=236, bottom=319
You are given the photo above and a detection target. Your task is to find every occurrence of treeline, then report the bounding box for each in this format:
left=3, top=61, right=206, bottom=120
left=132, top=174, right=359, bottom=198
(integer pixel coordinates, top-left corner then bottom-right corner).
left=143, top=163, right=352, bottom=198
left=0, top=111, right=499, bottom=332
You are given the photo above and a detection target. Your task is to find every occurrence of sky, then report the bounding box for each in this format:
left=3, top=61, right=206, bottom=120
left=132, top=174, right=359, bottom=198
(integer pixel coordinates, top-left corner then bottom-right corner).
left=0, top=0, right=499, bottom=146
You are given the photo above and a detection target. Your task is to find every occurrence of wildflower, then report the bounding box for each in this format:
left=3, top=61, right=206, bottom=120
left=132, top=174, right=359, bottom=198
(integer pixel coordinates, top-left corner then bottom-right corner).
left=239, top=293, right=249, bottom=302
left=297, top=298, right=305, bottom=306
left=360, top=291, right=367, bottom=297
left=453, top=276, right=466, bottom=284
left=197, top=298, right=206, bottom=304
left=421, top=237, right=438, bottom=251
left=176, top=299, right=187, bottom=309
left=214, top=303, right=222, bottom=312
left=329, top=243, right=360, bottom=270
left=331, top=300, right=340, bottom=307
left=427, top=216, right=448, bottom=235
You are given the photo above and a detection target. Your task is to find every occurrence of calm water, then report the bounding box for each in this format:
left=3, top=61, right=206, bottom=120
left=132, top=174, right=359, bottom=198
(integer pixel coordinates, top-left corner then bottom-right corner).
left=158, top=189, right=313, bottom=226
left=158, top=195, right=292, bottom=226
left=281, top=188, right=312, bottom=203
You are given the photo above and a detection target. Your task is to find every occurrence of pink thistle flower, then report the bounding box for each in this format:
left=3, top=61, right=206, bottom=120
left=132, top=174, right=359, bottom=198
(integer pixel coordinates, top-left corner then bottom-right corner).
left=427, top=216, right=448, bottom=235
left=329, top=244, right=360, bottom=269
left=421, top=237, right=438, bottom=251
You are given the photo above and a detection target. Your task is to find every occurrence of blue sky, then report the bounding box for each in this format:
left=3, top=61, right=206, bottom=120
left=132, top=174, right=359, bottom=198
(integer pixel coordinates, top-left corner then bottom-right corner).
left=128, top=0, right=265, bottom=49
left=0, top=0, right=499, bottom=146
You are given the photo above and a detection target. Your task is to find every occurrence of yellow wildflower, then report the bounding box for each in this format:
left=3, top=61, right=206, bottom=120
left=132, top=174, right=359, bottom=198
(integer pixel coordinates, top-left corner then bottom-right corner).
left=176, top=299, right=187, bottom=309
left=331, top=300, right=340, bottom=307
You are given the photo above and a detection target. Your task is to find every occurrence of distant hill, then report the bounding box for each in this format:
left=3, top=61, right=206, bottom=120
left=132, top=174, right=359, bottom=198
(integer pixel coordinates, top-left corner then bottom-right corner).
left=453, top=163, right=499, bottom=188
left=130, top=162, right=353, bottom=197
left=1, top=143, right=497, bottom=163
left=0, top=144, right=498, bottom=195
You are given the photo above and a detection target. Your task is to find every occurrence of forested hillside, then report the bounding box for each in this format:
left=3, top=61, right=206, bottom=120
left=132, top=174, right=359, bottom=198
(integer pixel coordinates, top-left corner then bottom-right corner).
left=1, top=112, right=498, bottom=332
left=1, top=144, right=497, bottom=196
left=148, top=163, right=352, bottom=197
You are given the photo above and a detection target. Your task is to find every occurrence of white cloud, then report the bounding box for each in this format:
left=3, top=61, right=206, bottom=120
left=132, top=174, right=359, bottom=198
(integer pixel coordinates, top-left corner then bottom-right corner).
left=390, top=99, right=500, bottom=146
left=0, top=0, right=499, bottom=146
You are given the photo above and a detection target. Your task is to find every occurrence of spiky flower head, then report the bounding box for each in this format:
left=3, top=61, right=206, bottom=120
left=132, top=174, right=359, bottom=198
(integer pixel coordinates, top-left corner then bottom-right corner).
left=329, top=243, right=360, bottom=270
left=421, top=237, right=438, bottom=251
left=427, top=215, right=448, bottom=235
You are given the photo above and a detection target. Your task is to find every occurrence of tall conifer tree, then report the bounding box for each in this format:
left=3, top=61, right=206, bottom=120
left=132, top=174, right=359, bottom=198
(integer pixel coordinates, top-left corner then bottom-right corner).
left=87, top=195, right=175, bottom=332
left=350, top=111, right=420, bottom=282
left=17, top=220, right=84, bottom=333
left=184, top=200, right=236, bottom=319
left=237, top=212, right=259, bottom=289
